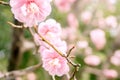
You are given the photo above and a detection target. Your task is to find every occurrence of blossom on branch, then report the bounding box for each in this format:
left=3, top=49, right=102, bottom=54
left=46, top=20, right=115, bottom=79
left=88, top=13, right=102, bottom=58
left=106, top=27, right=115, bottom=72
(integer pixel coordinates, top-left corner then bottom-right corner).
left=41, top=49, right=69, bottom=76
left=38, top=19, right=62, bottom=39
left=33, top=19, right=70, bottom=76
left=10, top=0, right=51, bottom=27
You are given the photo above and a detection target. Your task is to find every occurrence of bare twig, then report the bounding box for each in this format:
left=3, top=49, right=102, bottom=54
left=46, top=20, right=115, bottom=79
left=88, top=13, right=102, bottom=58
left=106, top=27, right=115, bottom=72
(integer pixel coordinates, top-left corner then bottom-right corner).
left=0, top=1, right=9, bottom=5
left=0, top=63, right=42, bottom=79
left=67, top=46, right=75, bottom=57
left=8, top=22, right=23, bottom=28
left=70, top=67, right=78, bottom=80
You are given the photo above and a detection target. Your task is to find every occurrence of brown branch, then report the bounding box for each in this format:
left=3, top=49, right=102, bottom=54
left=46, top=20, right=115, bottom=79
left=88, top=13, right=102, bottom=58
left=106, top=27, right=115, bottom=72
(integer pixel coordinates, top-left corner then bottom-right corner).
left=8, top=22, right=23, bottom=28
left=0, top=1, right=9, bottom=6
left=0, top=63, right=42, bottom=79
left=67, top=46, right=75, bottom=57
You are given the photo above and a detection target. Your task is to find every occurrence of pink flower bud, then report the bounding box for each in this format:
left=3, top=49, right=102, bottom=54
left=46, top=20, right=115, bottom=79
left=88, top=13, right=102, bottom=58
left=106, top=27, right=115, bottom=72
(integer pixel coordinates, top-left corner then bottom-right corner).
left=67, top=13, right=78, bottom=28
left=103, top=69, right=118, bottom=79
left=80, top=11, right=92, bottom=24
left=90, top=29, right=106, bottom=50
left=84, top=55, right=101, bottom=66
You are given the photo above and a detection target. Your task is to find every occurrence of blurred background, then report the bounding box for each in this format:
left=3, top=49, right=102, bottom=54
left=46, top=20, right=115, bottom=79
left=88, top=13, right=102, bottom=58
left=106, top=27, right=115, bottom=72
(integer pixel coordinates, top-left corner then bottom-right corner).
left=0, top=0, right=120, bottom=80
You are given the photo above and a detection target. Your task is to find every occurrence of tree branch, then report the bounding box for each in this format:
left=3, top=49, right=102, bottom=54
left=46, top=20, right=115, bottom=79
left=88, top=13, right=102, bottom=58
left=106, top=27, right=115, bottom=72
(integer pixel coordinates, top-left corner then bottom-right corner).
left=0, top=1, right=9, bottom=6
left=0, top=63, right=42, bottom=79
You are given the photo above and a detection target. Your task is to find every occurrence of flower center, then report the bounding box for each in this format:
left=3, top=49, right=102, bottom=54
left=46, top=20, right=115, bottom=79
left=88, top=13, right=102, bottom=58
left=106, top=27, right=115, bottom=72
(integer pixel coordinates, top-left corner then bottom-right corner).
left=21, top=2, right=39, bottom=16
left=49, top=58, right=61, bottom=68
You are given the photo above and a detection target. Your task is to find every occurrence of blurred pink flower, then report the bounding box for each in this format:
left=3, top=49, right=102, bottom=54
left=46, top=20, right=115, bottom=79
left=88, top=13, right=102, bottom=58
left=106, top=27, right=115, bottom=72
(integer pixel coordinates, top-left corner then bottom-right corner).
left=84, top=47, right=93, bottom=55
left=41, top=49, right=69, bottom=76
left=67, top=13, right=78, bottom=28
left=103, top=69, right=118, bottom=79
left=54, top=0, right=76, bottom=12
left=0, top=72, right=3, bottom=78
left=80, top=11, right=92, bottom=24
left=77, top=40, right=88, bottom=49
left=110, top=56, right=120, bottom=66
left=110, top=50, right=120, bottom=66
left=90, top=29, right=106, bottom=50
left=10, top=0, right=51, bottom=27
left=105, top=16, right=117, bottom=28
left=27, top=72, right=36, bottom=80
left=114, top=50, right=120, bottom=58
left=84, top=55, right=101, bottom=66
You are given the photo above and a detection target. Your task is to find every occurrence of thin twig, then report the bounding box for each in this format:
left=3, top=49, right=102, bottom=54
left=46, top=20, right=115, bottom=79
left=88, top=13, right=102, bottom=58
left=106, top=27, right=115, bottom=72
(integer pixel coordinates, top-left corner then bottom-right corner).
left=0, top=63, right=42, bottom=79
left=0, top=1, right=9, bottom=5
left=67, top=46, right=75, bottom=57
left=8, top=22, right=23, bottom=28
left=70, top=67, right=77, bottom=80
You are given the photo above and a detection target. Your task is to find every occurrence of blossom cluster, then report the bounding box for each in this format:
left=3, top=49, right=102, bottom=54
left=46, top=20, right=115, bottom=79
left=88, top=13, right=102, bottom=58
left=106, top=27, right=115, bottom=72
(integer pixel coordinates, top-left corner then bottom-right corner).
left=34, top=19, right=69, bottom=76
left=10, top=0, right=69, bottom=77
left=10, top=0, right=51, bottom=27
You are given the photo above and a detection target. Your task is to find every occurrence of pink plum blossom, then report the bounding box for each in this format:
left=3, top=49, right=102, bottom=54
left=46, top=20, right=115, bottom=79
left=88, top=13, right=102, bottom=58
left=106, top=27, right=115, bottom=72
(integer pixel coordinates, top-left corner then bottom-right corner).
left=90, top=29, right=106, bottom=50
left=10, top=0, right=51, bottom=27
left=84, top=55, right=101, bottom=66
left=41, top=49, right=69, bottom=76
left=35, top=19, right=62, bottom=47
left=54, top=0, right=76, bottom=12
left=38, top=19, right=62, bottom=39
left=67, top=13, right=78, bottom=28
left=103, top=69, right=118, bottom=79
